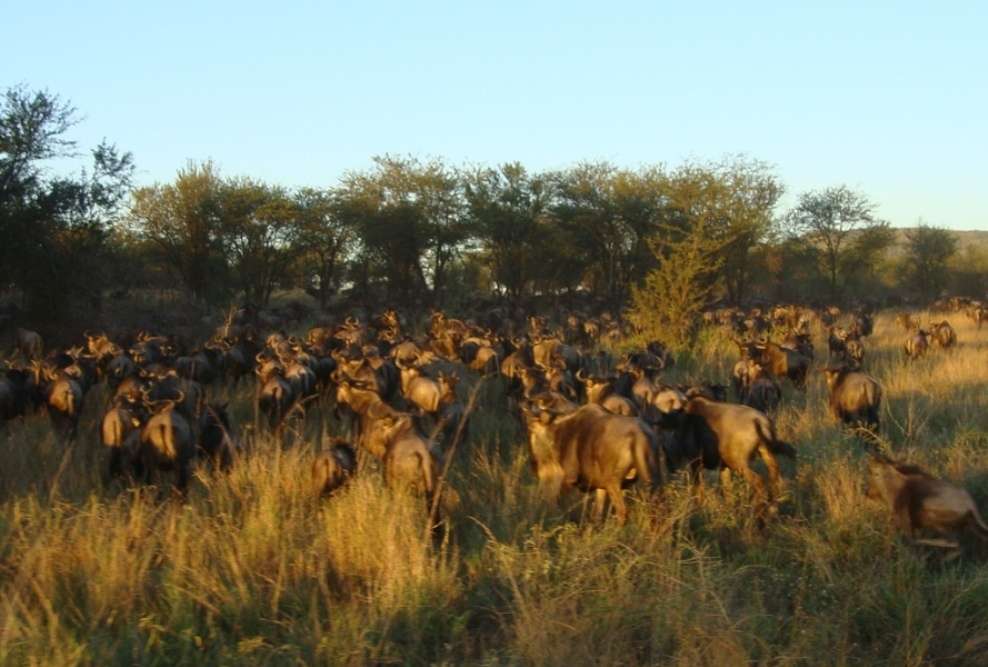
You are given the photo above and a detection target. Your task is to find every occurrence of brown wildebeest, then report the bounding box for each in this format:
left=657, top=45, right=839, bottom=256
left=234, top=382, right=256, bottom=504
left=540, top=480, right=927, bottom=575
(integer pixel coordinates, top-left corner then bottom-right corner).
left=866, top=456, right=988, bottom=550
left=843, top=338, right=865, bottom=368
left=136, top=395, right=196, bottom=491
left=364, top=412, right=442, bottom=499
left=576, top=370, right=638, bottom=416
left=398, top=365, right=457, bottom=415
left=929, top=320, right=957, bottom=349
left=256, top=361, right=296, bottom=430
left=334, top=377, right=401, bottom=456
left=680, top=395, right=795, bottom=505
left=101, top=399, right=144, bottom=478
left=521, top=403, right=659, bottom=523
left=823, top=366, right=882, bottom=432
left=31, top=362, right=83, bottom=440
left=312, top=440, right=358, bottom=497
left=904, top=329, right=930, bottom=360
left=14, top=328, right=43, bottom=360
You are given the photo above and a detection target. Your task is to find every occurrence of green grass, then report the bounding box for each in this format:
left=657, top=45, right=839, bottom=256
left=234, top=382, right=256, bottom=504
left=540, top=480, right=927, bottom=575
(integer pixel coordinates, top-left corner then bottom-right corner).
left=2, top=312, right=988, bottom=665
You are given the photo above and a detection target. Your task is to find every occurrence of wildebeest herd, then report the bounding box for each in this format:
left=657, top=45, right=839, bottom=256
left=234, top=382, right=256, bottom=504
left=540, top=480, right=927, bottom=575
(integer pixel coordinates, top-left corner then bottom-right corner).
left=2, top=298, right=987, bottom=555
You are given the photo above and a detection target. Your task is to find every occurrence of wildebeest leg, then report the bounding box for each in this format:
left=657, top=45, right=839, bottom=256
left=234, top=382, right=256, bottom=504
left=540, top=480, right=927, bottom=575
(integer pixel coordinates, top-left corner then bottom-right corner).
left=738, top=465, right=768, bottom=505
left=606, top=483, right=627, bottom=524
left=591, top=488, right=608, bottom=522
left=758, top=445, right=783, bottom=499
left=719, top=467, right=734, bottom=496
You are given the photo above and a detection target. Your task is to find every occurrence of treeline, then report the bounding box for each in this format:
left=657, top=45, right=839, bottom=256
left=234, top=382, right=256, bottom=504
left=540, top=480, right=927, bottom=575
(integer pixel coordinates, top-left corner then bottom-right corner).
left=1, top=86, right=981, bottom=326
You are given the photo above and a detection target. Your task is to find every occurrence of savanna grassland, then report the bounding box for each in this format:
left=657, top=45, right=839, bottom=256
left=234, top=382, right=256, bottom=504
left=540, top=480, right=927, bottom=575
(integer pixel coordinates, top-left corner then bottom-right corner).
left=2, top=312, right=988, bottom=666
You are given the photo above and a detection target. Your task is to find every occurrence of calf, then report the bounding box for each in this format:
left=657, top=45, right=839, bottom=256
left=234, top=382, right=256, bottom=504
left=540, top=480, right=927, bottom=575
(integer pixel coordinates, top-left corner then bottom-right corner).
left=904, top=330, right=929, bottom=360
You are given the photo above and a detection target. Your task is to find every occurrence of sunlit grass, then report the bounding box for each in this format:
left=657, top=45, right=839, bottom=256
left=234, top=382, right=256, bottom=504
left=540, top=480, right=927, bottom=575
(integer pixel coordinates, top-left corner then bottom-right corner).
left=2, top=311, right=988, bottom=664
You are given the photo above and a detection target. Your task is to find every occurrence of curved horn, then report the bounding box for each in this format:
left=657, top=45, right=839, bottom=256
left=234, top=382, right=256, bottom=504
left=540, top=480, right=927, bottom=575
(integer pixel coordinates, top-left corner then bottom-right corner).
left=576, top=368, right=587, bottom=381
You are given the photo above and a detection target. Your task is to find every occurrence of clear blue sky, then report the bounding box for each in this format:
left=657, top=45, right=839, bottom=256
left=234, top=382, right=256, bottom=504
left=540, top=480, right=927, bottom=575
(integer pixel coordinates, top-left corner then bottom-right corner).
left=7, top=1, right=986, bottom=228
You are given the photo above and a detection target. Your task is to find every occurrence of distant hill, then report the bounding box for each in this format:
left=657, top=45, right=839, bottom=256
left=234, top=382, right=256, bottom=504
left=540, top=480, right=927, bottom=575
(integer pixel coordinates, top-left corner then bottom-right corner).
left=885, top=228, right=988, bottom=258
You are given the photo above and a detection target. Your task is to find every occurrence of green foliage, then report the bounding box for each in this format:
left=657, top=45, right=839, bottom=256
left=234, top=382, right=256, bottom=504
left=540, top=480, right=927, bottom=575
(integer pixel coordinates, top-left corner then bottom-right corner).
left=787, top=185, right=878, bottom=299
left=0, top=86, right=133, bottom=318
left=901, top=223, right=959, bottom=299
left=627, top=220, right=726, bottom=349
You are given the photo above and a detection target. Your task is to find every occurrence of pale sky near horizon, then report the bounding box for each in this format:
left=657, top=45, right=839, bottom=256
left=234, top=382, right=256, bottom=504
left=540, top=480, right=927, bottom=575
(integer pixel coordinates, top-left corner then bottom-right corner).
left=6, top=1, right=986, bottom=229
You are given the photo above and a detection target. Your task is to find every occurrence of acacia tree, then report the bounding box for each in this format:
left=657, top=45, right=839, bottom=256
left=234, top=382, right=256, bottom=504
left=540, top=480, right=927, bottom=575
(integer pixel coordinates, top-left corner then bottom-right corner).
left=0, top=86, right=133, bottom=318
left=293, top=187, right=354, bottom=308
left=714, top=158, right=784, bottom=304
left=220, top=178, right=298, bottom=306
left=627, top=220, right=727, bottom=350
left=901, top=224, right=958, bottom=299
left=463, top=162, right=551, bottom=300
left=130, top=161, right=227, bottom=303
left=786, top=185, right=878, bottom=299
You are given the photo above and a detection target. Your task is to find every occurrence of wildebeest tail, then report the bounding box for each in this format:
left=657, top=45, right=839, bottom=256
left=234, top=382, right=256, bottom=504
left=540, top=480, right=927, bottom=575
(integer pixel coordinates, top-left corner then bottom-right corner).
left=755, top=419, right=796, bottom=459
left=969, top=507, right=988, bottom=541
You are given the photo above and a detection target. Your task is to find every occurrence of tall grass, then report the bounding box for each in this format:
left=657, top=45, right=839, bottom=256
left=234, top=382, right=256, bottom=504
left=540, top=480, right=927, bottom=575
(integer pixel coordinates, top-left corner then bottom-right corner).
left=2, top=312, right=988, bottom=665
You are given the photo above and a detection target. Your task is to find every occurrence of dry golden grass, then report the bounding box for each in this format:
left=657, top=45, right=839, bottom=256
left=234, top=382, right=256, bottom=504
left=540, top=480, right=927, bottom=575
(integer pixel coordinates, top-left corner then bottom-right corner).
left=2, top=311, right=988, bottom=665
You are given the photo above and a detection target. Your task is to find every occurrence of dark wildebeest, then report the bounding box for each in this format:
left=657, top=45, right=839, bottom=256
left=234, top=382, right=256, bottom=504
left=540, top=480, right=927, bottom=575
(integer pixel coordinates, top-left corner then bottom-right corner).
left=823, top=366, right=882, bottom=432
left=743, top=361, right=782, bottom=414
left=136, top=395, right=196, bottom=491
left=866, top=456, right=988, bottom=550
left=904, top=329, right=930, bottom=360
left=521, top=403, right=659, bottom=523
left=255, top=360, right=296, bottom=430
left=312, top=439, right=358, bottom=497
left=199, top=403, right=237, bottom=470
left=679, top=395, right=795, bottom=505
left=929, top=320, right=957, bottom=350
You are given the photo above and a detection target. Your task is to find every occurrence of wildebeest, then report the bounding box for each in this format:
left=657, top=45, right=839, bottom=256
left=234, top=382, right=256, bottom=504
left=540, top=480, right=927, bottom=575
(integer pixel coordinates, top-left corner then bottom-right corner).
left=823, top=366, right=881, bottom=431
left=199, top=403, right=237, bottom=469
left=866, top=456, right=988, bottom=549
left=136, top=395, right=196, bottom=491
left=678, top=395, right=795, bottom=505
left=843, top=338, right=865, bottom=368
left=312, top=440, right=358, bottom=497
left=30, top=362, right=83, bottom=439
left=521, top=403, right=659, bottom=523
left=929, top=320, right=957, bottom=350
left=904, top=329, right=929, bottom=360
left=101, top=398, right=144, bottom=478
left=576, top=370, right=638, bottom=416
left=743, top=361, right=782, bottom=414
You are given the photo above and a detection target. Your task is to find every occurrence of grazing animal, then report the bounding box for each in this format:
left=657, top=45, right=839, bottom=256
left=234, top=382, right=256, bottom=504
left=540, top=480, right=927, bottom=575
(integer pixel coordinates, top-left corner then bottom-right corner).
left=904, top=329, right=929, bottom=360
left=136, top=397, right=196, bottom=491
left=679, top=396, right=795, bottom=505
left=521, top=403, right=659, bottom=523
left=101, top=400, right=143, bottom=478
left=866, top=456, right=988, bottom=548
left=312, top=440, right=358, bottom=497
left=576, top=370, right=638, bottom=416
left=929, top=320, right=957, bottom=350
left=198, top=403, right=237, bottom=470
left=823, top=367, right=882, bottom=431
left=843, top=338, right=865, bottom=368
left=256, top=362, right=296, bottom=430
left=743, top=361, right=782, bottom=414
